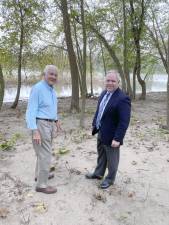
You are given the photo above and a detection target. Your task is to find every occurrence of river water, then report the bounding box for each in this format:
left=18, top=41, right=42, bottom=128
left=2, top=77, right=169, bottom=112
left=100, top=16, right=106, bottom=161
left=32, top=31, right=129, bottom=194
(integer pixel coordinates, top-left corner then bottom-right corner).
left=3, top=74, right=167, bottom=103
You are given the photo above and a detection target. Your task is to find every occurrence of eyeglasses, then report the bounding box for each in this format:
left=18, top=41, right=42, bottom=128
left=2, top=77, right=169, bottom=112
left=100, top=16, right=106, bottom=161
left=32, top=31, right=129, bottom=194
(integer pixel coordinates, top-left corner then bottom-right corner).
left=49, top=72, right=57, bottom=77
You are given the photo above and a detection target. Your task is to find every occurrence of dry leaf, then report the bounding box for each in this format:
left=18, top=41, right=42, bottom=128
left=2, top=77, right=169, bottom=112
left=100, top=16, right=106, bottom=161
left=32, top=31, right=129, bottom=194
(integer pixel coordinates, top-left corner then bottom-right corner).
left=0, top=208, right=9, bottom=218
left=26, top=192, right=34, bottom=198
left=52, top=149, right=58, bottom=156
left=50, top=165, right=56, bottom=172
left=128, top=192, right=135, bottom=198
left=33, top=202, right=47, bottom=213
left=93, top=192, right=107, bottom=203
left=131, top=160, right=137, bottom=165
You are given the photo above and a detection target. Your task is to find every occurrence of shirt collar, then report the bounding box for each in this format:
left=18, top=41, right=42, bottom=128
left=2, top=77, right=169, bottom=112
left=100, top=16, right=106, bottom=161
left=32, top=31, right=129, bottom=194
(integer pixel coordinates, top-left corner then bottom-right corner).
left=106, top=91, right=113, bottom=95
left=106, top=87, right=119, bottom=95
left=42, top=80, right=53, bottom=90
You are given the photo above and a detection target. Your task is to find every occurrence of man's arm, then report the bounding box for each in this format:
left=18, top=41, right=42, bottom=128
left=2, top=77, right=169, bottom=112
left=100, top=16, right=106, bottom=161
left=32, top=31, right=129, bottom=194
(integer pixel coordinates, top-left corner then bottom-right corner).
left=26, top=86, right=39, bottom=130
left=55, top=120, right=62, bottom=132
left=26, top=86, right=42, bottom=144
left=113, top=96, right=131, bottom=143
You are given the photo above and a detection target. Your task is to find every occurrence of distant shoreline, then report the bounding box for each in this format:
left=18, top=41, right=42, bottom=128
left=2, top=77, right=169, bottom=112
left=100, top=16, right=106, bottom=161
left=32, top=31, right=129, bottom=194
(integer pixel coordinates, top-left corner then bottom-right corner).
left=2, top=91, right=167, bottom=107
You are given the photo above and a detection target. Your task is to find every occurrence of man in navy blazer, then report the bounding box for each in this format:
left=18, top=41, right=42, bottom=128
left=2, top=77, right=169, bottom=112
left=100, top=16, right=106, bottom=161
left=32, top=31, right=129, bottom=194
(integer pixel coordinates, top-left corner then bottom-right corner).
left=86, top=71, right=131, bottom=189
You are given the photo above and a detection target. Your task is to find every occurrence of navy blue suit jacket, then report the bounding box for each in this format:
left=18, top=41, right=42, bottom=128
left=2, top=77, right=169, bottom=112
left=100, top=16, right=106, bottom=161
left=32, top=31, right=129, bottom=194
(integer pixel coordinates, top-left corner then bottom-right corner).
left=92, top=88, right=131, bottom=145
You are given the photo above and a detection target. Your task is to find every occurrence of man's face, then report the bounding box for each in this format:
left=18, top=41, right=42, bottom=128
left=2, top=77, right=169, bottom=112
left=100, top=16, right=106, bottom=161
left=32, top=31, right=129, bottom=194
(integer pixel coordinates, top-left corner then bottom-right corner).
left=45, top=68, right=58, bottom=86
left=105, top=73, right=119, bottom=92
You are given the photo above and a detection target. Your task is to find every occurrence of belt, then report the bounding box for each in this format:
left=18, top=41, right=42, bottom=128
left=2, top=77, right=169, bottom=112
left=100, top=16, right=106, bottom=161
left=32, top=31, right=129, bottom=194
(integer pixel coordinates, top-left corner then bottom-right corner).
left=36, top=117, right=57, bottom=122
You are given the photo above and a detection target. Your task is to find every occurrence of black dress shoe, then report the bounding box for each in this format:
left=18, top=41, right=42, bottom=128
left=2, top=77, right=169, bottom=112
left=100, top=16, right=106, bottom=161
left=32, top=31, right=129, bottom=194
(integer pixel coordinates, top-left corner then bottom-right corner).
left=85, top=173, right=102, bottom=180
left=100, top=180, right=113, bottom=189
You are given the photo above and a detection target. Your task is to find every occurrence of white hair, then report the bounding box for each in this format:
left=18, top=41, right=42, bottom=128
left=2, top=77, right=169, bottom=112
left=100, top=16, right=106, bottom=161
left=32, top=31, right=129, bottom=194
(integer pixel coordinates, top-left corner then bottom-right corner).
left=44, top=65, right=58, bottom=76
left=106, top=70, right=120, bottom=82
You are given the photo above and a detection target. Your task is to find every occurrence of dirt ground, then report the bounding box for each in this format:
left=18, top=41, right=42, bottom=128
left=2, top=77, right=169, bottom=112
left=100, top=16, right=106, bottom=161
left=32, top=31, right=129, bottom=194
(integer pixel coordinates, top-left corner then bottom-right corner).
left=0, top=92, right=169, bottom=225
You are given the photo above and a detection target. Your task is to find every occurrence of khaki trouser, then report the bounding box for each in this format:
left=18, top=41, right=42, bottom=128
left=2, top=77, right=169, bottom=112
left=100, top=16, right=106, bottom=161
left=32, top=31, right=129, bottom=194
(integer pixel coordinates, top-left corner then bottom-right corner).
left=32, top=120, right=56, bottom=188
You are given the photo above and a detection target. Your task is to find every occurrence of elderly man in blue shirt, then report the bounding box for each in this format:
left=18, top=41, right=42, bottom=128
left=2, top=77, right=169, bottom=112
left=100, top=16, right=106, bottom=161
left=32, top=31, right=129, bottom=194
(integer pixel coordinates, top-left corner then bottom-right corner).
left=26, top=65, right=61, bottom=194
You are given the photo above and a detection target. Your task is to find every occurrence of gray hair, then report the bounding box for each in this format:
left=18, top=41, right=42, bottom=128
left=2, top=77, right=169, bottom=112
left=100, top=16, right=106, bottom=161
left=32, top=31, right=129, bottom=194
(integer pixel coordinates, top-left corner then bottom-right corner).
left=44, top=65, right=58, bottom=76
left=106, top=70, right=120, bottom=82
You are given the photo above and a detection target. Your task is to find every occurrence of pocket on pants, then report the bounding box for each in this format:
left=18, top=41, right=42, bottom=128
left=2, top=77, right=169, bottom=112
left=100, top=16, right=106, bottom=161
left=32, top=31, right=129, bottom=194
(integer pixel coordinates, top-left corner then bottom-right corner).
left=37, top=121, right=52, bottom=142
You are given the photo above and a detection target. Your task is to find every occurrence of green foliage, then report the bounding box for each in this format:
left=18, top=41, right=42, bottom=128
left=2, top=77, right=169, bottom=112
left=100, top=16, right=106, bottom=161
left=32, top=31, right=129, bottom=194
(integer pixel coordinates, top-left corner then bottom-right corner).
left=0, top=133, right=22, bottom=151
left=58, top=147, right=70, bottom=155
left=0, top=48, right=15, bottom=76
left=0, top=0, right=168, bottom=86
left=0, top=0, right=47, bottom=55
left=70, top=9, right=79, bottom=19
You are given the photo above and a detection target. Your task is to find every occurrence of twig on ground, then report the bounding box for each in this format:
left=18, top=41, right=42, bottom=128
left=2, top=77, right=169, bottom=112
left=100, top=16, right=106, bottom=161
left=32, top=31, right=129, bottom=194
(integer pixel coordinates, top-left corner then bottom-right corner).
left=20, top=208, right=30, bottom=225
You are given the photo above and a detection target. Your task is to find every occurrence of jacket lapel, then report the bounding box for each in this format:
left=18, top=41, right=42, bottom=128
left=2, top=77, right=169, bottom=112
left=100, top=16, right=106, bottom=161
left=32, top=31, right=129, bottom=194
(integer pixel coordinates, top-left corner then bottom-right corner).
left=96, top=90, right=107, bottom=111
left=101, top=88, right=120, bottom=118
left=98, top=90, right=107, bottom=104
left=94, top=90, right=107, bottom=123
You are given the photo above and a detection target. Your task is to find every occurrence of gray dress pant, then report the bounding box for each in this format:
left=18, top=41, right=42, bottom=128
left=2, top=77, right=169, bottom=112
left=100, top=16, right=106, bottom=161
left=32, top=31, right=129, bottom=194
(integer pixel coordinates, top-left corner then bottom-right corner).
left=94, top=132, right=120, bottom=183
left=32, top=120, right=55, bottom=188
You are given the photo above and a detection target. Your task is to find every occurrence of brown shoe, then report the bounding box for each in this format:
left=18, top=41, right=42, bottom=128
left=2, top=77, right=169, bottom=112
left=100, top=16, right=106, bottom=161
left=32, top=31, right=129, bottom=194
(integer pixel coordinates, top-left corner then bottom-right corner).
left=36, top=186, right=57, bottom=194
left=35, top=173, right=54, bottom=182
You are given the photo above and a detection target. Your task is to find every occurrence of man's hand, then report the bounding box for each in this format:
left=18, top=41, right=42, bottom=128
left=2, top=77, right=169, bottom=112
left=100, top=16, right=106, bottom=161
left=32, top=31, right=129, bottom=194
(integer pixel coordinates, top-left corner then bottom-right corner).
left=33, top=130, right=41, bottom=145
left=55, top=120, right=62, bottom=132
left=111, top=140, right=120, bottom=148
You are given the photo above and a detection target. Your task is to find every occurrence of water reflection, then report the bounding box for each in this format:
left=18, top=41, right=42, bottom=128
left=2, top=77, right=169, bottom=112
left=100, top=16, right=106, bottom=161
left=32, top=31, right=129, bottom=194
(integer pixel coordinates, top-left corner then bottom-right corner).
left=4, top=85, right=103, bottom=102
left=3, top=74, right=167, bottom=102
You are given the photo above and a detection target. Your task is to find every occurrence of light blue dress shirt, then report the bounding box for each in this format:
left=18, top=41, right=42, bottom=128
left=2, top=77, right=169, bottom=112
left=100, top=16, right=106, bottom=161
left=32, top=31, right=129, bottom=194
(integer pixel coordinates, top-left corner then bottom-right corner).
left=26, top=80, right=58, bottom=130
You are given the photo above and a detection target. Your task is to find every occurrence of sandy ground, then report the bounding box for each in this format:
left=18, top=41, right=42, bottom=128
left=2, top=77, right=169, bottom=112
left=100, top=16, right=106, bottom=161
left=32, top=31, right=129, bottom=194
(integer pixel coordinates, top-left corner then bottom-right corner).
left=0, top=93, right=169, bottom=225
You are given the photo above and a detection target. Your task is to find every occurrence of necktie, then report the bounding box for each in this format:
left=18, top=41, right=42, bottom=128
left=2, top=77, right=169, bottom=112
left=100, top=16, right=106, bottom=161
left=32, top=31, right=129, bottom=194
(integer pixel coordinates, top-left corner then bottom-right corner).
left=96, top=92, right=110, bottom=129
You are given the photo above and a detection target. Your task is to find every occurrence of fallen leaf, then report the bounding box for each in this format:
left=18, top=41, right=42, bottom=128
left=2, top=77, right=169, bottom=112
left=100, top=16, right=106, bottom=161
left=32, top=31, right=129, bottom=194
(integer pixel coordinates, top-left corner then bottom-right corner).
left=26, top=192, right=34, bottom=198
left=93, top=192, right=107, bottom=203
left=118, top=213, right=128, bottom=221
left=128, top=192, right=135, bottom=198
left=69, top=168, right=81, bottom=175
left=52, top=149, right=58, bottom=156
left=0, top=208, right=9, bottom=218
left=58, top=148, right=70, bottom=155
left=131, top=161, right=137, bottom=165
left=33, top=202, right=47, bottom=213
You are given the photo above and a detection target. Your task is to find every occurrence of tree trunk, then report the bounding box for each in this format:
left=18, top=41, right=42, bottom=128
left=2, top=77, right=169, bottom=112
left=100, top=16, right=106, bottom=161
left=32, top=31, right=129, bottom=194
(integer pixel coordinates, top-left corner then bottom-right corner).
left=80, top=0, right=87, bottom=128
left=89, top=41, right=94, bottom=96
left=72, top=18, right=83, bottom=96
left=148, top=9, right=169, bottom=128
left=0, top=64, right=5, bottom=110
left=133, top=65, right=137, bottom=99
left=167, top=35, right=169, bottom=128
left=90, top=25, right=127, bottom=91
left=11, top=24, right=24, bottom=109
left=129, top=0, right=146, bottom=100
left=135, top=40, right=146, bottom=100
left=72, top=18, right=87, bottom=98
left=60, top=0, right=79, bottom=112
left=100, top=42, right=107, bottom=76
left=167, top=74, right=169, bottom=128
left=122, top=0, right=133, bottom=98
